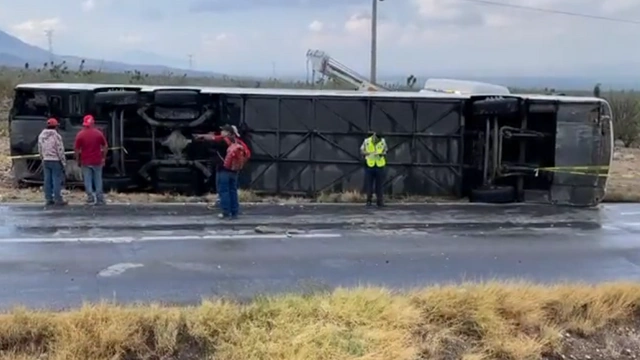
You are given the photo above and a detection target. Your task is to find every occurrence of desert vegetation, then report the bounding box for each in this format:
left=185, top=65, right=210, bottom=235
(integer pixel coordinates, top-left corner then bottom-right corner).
left=0, top=63, right=639, bottom=203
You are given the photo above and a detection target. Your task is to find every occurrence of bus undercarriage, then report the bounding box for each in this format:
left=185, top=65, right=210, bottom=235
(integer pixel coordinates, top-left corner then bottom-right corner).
left=9, top=86, right=612, bottom=206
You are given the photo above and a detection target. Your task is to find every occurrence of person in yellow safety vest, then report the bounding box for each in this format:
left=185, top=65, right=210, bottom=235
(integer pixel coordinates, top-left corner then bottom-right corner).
left=360, top=131, right=387, bottom=207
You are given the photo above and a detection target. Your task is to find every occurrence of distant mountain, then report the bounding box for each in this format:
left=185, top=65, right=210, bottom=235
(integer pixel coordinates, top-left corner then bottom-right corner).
left=0, top=29, right=224, bottom=77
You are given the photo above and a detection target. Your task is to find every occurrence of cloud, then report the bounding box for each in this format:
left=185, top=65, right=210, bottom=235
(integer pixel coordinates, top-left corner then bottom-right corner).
left=12, top=18, right=61, bottom=32
left=81, top=0, right=95, bottom=12
left=118, top=34, right=143, bottom=45
left=305, top=12, right=424, bottom=50
left=189, top=0, right=366, bottom=12
left=10, top=18, right=63, bottom=46
left=200, top=32, right=238, bottom=55
left=308, top=20, right=324, bottom=32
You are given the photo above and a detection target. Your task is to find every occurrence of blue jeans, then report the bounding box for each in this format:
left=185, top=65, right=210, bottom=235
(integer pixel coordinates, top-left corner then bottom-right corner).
left=217, top=169, right=239, bottom=217
left=43, top=161, right=64, bottom=202
left=82, top=165, right=104, bottom=203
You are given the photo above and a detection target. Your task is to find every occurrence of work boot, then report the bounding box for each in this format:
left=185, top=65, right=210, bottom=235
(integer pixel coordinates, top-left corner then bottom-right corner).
left=54, top=200, right=68, bottom=206
left=85, top=197, right=95, bottom=205
left=45, top=200, right=55, bottom=206
left=366, top=201, right=373, bottom=207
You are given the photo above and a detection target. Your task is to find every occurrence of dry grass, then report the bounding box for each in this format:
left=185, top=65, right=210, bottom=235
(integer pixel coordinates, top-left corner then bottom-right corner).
left=605, top=147, right=640, bottom=202
left=0, top=282, right=639, bottom=360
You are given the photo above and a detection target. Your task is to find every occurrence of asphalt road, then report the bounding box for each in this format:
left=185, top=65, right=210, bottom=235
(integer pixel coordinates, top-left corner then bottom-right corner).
left=0, top=203, right=639, bottom=309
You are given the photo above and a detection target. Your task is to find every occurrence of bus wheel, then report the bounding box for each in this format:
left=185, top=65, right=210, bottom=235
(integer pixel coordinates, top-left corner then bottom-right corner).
left=470, top=185, right=516, bottom=204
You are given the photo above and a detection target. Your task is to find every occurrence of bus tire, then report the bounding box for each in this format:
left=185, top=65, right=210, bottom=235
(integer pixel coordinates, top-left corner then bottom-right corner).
left=153, top=90, right=199, bottom=106
left=470, top=185, right=516, bottom=204
left=94, top=91, right=139, bottom=106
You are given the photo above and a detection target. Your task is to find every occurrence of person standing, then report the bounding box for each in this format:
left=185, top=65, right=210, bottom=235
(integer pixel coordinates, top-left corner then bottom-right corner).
left=360, top=131, right=387, bottom=207
left=37, top=118, right=67, bottom=206
left=194, top=124, right=250, bottom=219
left=74, top=115, right=108, bottom=205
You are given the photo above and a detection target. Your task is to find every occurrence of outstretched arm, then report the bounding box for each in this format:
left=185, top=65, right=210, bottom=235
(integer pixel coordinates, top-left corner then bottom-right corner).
left=194, top=132, right=223, bottom=141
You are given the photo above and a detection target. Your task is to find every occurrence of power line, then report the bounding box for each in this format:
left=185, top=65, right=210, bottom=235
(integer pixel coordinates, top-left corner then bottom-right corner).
left=456, top=0, right=640, bottom=25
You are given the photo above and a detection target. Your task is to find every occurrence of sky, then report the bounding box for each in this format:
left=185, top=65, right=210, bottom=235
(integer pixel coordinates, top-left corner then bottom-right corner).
left=1, top=0, right=640, bottom=78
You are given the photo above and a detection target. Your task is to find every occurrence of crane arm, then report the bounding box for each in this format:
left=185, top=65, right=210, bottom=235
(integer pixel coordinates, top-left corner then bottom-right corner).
left=306, top=49, right=387, bottom=91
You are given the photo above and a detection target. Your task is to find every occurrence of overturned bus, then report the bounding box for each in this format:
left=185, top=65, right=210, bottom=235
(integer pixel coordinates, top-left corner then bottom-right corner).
left=8, top=83, right=613, bottom=206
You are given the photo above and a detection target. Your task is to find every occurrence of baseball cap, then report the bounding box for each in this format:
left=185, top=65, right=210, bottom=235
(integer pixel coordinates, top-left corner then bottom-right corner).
left=82, top=115, right=94, bottom=127
left=47, top=118, right=58, bottom=127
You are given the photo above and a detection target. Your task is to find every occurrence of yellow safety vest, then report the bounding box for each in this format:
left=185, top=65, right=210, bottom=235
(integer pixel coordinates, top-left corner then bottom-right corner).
left=364, top=137, right=386, bottom=167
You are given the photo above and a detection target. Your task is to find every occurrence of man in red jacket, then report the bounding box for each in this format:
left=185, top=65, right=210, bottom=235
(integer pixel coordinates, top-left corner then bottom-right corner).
left=194, top=124, right=250, bottom=218
left=74, top=115, right=108, bottom=205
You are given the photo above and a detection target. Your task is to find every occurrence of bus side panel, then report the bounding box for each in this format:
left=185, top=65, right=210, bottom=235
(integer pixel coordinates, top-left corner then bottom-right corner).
left=550, top=102, right=607, bottom=206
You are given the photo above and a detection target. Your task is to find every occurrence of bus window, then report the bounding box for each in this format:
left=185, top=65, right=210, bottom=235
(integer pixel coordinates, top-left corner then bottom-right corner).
left=12, top=90, right=48, bottom=117
left=12, top=90, right=62, bottom=118
left=48, top=95, right=62, bottom=118
left=69, top=93, right=82, bottom=116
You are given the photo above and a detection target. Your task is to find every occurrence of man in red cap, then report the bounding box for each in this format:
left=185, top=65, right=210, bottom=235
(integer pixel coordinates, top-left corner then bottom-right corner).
left=37, top=118, right=67, bottom=206
left=74, top=114, right=108, bottom=205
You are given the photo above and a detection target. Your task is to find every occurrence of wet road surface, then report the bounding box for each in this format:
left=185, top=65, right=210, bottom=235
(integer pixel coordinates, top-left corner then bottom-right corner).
left=0, top=203, right=639, bottom=309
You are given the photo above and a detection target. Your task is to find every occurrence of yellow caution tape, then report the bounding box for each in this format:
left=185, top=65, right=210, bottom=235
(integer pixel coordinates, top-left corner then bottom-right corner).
left=534, top=165, right=609, bottom=177
left=9, top=147, right=127, bottom=160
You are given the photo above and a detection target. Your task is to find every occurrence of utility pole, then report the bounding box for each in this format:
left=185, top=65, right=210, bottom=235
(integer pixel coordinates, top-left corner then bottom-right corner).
left=370, top=0, right=382, bottom=84
left=44, top=29, right=54, bottom=62
left=188, top=54, right=193, bottom=70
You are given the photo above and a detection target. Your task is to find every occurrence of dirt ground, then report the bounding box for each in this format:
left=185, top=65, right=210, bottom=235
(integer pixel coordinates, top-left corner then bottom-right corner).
left=1, top=135, right=639, bottom=203
left=0, top=282, right=639, bottom=360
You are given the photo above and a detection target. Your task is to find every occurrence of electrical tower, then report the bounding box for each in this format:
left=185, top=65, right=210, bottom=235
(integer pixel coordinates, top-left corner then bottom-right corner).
left=44, top=29, right=54, bottom=62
